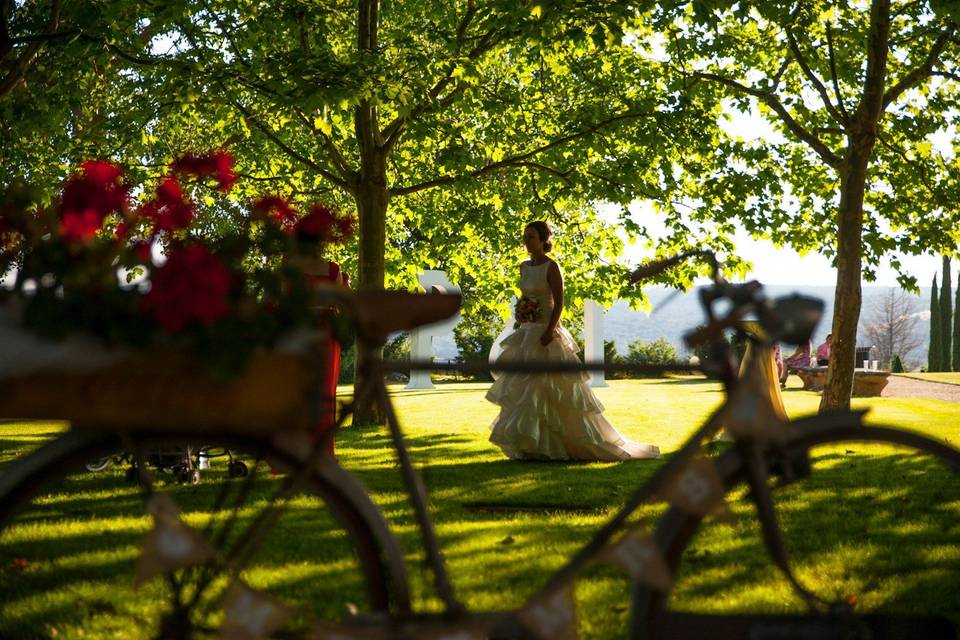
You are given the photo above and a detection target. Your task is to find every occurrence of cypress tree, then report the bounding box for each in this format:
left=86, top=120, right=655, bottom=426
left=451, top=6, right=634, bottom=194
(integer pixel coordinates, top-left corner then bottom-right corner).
left=954, top=273, right=960, bottom=371
left=941, top=256, right=952, bottom=371
left=891, top=354, right=905, bottom=373
left=929, top=277, right=941, bottom=372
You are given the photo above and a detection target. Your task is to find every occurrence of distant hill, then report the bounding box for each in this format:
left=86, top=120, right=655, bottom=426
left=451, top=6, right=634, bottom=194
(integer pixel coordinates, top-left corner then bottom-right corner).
left=433, top=285, right=933, bottom=367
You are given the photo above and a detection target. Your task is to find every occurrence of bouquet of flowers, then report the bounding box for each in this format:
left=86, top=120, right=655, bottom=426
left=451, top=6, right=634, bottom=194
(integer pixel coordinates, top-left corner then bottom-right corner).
left=0, top=150, right=354, bottom=376
left=513, top=295, right=542, bottom=329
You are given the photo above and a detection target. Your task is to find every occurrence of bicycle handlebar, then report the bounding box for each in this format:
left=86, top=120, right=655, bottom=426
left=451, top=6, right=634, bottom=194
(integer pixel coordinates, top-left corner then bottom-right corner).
left=628, top=250, right=719, bottom=284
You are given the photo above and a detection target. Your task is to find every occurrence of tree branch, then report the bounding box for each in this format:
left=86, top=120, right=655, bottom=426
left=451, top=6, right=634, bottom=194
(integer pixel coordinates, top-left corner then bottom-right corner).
left=826, top=23, right=852, bottom=123
left=291, top=106, right=356, bottom=180
left=391, top=110, right=655, bottom=197
left=882, top=29, right=954, bottom=109
left=932, top=69, right=960, bottom=83
left=0, top=0, right=64, bottom=98
left=692, top=71, right=842, bottom=168
left=786, top=28, right=848, bottom=125
left=230, top=99, right=351, bottom=191
left=381, top=6, right=492, bottom=152
left=9, top=28, right=79, bottom=45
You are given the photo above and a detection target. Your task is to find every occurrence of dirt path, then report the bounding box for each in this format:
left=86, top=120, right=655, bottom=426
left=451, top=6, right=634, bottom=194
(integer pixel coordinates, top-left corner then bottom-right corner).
left=881, top=376, right=960, bottom=403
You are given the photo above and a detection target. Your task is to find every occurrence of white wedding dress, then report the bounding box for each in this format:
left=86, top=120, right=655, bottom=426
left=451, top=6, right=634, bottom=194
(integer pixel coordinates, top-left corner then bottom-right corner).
left=486, top=261, right=660, bottom=461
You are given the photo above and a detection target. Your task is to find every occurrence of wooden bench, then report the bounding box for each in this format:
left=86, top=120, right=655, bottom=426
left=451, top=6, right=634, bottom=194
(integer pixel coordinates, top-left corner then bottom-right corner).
left=796, top=367, right=890, bottom=396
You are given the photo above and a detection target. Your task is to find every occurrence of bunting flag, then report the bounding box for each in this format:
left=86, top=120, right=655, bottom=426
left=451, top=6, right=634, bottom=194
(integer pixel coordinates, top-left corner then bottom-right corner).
left=219, top=581, right=291, bottom=640
left=409, top=620, right=490, bottom=640
left=313, top=620, right=489, bottom=640
left=312, top=622, right=382, bottom=640
left=518, top=584, right=577, bottom=640
left=598, top=529, right=673, bottom=593
left=659, top=455, right=733, bottom=522
left=134, top=494, right=216, bottom=586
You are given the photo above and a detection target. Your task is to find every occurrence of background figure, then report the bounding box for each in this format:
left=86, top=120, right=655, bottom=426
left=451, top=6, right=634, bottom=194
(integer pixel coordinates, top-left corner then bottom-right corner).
left=304, top=260, right=348, bottom=457
left=780, top=339, right=813, bottom=389
left=716, top=324, right=787, bottom=442
left=816, top=334, right=832, bottom=366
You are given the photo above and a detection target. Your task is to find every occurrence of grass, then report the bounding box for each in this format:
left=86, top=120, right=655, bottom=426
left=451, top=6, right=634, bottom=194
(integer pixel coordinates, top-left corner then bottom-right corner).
left=896, top=372, right=960, bottom=386
left=1, top=377, right=959, bottom=638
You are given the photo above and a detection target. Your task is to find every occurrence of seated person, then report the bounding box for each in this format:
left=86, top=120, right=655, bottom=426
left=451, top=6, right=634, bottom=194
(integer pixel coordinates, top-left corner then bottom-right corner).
left=815, top=334, right=831, bottom=366
left=779, top=339, right=812, bottom=388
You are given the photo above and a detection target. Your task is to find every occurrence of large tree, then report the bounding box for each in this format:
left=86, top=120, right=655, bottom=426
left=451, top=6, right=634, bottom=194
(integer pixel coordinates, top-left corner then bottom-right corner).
left=0, top=1, right=218, bottom=211
left=650, top=0, right=960, bottom=410
left=35, top=0, right=734, bottom=423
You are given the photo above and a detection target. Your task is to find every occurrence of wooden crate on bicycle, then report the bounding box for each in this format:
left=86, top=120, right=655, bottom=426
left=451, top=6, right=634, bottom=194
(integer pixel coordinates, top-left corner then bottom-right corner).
left=0, top=349, right=323, bottom=435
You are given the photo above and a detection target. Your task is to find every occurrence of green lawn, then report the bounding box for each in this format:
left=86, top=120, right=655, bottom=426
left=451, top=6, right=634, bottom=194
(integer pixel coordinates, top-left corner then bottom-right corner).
left=896, top=372, right=960, bottom=386
left=1, top=378, right=959, bottom=638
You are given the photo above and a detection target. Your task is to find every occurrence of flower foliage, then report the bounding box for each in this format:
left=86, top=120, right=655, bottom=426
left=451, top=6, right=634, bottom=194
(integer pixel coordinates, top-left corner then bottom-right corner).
left=1, top=150, right=355, bottom=373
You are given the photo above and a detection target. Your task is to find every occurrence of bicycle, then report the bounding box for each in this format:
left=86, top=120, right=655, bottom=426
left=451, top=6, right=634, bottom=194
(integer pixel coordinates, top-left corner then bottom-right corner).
left=0, top=256, right=957, bottom=639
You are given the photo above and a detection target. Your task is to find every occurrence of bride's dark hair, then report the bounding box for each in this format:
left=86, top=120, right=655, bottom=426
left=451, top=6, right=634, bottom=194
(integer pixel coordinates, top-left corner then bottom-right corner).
left=525, top=220, right=553, bottom=253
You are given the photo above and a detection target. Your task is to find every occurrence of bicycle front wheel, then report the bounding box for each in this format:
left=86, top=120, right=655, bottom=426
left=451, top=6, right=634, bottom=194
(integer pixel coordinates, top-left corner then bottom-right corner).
left=0, top=428, right=410, bottom=639
left=632, top=413, right=960, bottom=639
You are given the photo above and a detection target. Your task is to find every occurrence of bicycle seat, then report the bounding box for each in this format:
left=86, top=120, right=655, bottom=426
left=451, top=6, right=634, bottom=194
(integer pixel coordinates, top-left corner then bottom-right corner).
left=349, top=290, right=462, bottom=345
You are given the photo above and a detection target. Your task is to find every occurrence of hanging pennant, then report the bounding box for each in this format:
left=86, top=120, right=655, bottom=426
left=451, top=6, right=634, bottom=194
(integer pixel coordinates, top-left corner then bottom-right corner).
left=219, top=581, right=291, bottom=640
left=660, top=455, right=733, bottom=522
left=311, top=622, right=377, bottom=640
left=410, top=620, right=490, bottom=640
left=599, top=529, right=673, bottom=593
left=518, top=583, right=577, bottom=640
left=134, top=494, right=216, bottom=586
left=314, top=618, right=489, bottom=640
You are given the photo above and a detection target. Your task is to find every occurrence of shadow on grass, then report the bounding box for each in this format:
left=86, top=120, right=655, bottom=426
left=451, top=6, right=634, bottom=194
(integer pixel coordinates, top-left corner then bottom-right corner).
left=3, top=422, right=959, bottom=637
left=670, top=450, right=960, bottom=616
left=0, top=469, right=379, bottom=638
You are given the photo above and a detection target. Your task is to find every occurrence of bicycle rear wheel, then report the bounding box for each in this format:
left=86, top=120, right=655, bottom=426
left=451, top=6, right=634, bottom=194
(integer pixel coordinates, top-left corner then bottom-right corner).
left=0, top=428, right=409, bottom=639
left=632, top=414, right=960, bottom=639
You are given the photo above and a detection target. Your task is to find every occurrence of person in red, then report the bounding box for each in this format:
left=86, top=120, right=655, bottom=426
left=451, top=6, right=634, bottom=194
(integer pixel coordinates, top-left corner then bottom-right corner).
left=816, top=334, right=832, bottom=366
left=289, top=203, right=354, bottom=458
left=779, top=339, right=812, bottom=389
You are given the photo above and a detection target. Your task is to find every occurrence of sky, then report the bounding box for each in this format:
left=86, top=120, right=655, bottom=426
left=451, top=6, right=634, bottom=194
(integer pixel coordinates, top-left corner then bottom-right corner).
left=609, top=204, right=946, bottom=288
left=602, top=106, right=952, bottom=289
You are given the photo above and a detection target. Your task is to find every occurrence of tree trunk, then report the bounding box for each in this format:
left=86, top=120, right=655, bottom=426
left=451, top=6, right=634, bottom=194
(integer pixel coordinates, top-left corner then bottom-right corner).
left=820, top=0, right=889, bottom=413
left=350, top=0, right=389, bottom=426
left=352, top=172, right=390, bottom=426
left=820, top=160, right=866, bottom=412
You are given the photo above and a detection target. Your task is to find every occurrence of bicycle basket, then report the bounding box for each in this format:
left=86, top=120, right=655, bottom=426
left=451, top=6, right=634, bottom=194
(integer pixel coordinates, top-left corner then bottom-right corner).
left=0, top=350, right=319, bottom=435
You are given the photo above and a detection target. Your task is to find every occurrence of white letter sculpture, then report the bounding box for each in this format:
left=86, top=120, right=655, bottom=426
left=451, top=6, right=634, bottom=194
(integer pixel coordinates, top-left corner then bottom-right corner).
left=405, top=270, right=461, bottom=390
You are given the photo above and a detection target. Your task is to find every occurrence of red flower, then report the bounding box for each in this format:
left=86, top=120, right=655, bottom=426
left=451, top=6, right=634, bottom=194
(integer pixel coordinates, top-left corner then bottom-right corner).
left=170, top=150, right=236, bottom=193
left=213, top=150, right=236, bottom=192
left=336, top=215, right=355, bottom=241
left=80, top=160, right=123, bottom=187
left=60, top=209, right=103, bottom=244
left=129, top=239, right=153, bottom=263
left=59, top=160, right=129, bottom=244
left=142, top=243, right=233, bottom=332
left=293, top=203, right=337, bottom=242
left=139, top=177, right=194, bottom=233
left=252, top=195, right=297, bottom=228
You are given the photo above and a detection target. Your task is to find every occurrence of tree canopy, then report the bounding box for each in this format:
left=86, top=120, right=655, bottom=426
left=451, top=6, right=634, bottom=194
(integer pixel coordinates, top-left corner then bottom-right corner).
left=643, top=0, right=960, bottom=409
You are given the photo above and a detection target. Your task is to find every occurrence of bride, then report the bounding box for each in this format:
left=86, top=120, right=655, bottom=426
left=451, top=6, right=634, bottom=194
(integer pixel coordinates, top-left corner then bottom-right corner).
left=486, top=221, right=660, bottom=461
